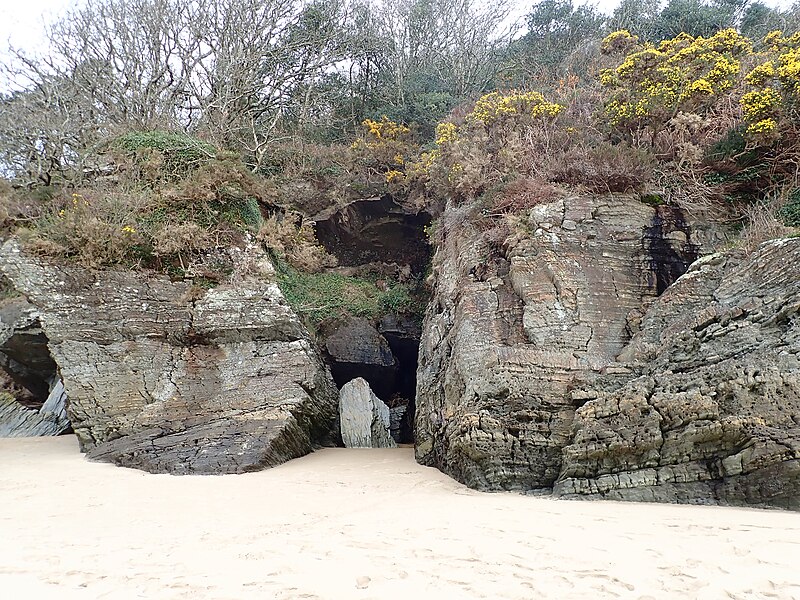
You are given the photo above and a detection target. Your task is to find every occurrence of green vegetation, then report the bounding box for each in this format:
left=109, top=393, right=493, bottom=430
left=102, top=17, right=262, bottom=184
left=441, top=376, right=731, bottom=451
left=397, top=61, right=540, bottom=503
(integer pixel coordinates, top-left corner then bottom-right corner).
left=2, top=0, right=800, bottom=289
left=779, top=189, right=800, bottom=227
left=273, top=258, right=427, bottom=329
left=115, top=131, right=216, bottom=179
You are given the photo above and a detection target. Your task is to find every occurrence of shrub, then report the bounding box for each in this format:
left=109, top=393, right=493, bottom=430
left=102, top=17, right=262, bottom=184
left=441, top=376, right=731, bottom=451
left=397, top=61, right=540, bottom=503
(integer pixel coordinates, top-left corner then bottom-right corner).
left=258, top=213, right=337, bottom=273
left=408, top=90, right=565, bottom=203
left=548, top=142, right=653, bottom=193
left=465, top=91, right=564, bottom=128
left=350, top=116, right=418, bottom=172
left=740, top=31, right=800, bottom=140
left=490, top=177, right=558, bottom=214
left=115, top=131, right=216, bottom=180
left=600, top=29, right=751, bottom=137
left=152, top=222, right=214, bottom=258
left=25, top=190, right=149, bottom=267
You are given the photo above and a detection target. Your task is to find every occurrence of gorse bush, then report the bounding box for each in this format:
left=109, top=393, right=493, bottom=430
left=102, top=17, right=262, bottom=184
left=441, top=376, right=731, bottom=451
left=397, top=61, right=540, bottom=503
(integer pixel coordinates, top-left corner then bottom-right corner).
left=403, top=90, right=566, bottom=203
left=465, top=91, right=564, bottom=127
left=600, top=29, right=751, bottom=137
left=350, top=116, right=418, bottom=178
left=740, top=31, right=800, bottom=138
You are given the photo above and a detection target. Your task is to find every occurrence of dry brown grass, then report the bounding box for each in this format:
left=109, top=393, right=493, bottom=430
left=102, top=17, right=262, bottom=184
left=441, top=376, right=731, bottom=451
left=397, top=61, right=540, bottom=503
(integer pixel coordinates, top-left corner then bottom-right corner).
left=547, top=141, right=653, bottom=193
left=739, top=198, right=796, bottom=253
left=491, top=177, right=558, bottom=214
left=257, top=213, right=337, bottom=273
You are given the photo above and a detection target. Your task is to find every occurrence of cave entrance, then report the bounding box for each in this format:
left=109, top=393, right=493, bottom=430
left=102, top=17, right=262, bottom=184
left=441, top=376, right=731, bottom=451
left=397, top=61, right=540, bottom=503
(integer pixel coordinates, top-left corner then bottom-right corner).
left=313, top=196, right=432, bottom=445
left=0, top=296, right=72, bottom=436
left=322, top=315, right=421, bottom=444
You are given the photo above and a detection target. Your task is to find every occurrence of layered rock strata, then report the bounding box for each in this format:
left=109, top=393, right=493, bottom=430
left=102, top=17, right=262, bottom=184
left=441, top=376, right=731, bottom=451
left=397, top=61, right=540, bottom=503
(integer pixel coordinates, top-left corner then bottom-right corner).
left=0, top=240, right=339, bottom=474
left=415, top=195, right=711, bottom=491
left=0, top=378, right=70, bottom=436
left=555, top=239, right=800, bottom=509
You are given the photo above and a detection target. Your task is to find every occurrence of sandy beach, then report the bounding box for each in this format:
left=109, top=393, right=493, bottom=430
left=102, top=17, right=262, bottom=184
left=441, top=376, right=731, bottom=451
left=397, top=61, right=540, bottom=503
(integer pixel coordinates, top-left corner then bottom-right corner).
left=1, top=436, right=799, bottom=600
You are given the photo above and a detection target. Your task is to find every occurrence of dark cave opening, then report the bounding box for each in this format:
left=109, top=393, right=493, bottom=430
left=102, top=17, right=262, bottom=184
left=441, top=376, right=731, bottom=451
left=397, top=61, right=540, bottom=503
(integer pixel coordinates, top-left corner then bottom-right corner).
left=315, top=196, right=432, bottom=275
left=644, top=205, right=700, bottom=295
left=314, top=197, right=432, bottom=445
left=0, top=297, right=72, bottom=436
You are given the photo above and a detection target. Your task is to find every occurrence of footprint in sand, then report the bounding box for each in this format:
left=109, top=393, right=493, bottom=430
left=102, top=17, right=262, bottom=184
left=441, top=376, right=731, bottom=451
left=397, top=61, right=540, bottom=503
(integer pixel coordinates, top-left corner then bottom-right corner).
left=355, top=576, right=371, bottom=589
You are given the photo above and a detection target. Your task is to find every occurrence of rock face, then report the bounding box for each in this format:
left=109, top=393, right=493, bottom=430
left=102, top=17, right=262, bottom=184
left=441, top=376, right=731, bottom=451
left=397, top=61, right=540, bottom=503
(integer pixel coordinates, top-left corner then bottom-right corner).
left=415, top=195, right=716, bottom=491
left=555, top=238, right=800, bottom=509
left=0, top=240, right=339, bottom=474
left=323, top=317, right=398, bottom=399
left=339, top=377, right=396, bottom=448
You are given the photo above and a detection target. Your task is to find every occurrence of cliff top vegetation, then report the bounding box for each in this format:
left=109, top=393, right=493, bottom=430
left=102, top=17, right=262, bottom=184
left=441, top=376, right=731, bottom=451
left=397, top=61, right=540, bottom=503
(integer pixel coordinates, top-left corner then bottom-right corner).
left=1, top=0, right=800, bottom=322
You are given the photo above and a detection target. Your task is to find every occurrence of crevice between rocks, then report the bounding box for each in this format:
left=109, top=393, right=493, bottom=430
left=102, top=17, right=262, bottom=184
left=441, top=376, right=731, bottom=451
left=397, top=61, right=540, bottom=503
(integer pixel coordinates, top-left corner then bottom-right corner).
left=312, top=196, right=434, bottom=445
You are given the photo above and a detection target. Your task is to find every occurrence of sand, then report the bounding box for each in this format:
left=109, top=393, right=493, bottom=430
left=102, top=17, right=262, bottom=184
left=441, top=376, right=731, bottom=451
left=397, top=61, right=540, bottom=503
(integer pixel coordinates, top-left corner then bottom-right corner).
left=1, top=436, right=799, bottom=600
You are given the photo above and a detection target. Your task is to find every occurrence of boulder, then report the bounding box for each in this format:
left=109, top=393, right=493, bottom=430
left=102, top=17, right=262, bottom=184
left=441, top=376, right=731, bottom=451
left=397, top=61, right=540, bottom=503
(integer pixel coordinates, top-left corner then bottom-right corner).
left=0, top=240, right=339, bottom=474
left=554, top=238, right=800, bottom=509
left=339, top=377, right=396, bottom=448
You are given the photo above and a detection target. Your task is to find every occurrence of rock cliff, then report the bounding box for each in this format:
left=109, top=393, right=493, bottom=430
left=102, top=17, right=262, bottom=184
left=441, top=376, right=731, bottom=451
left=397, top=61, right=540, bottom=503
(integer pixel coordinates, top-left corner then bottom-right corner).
left=414, top=195, right=689, bottom=489
left=0, top=240, right=339, bottom=474
left=555, top=239, right=800, bottom=509
left=416, top=192, right=800, bottom=508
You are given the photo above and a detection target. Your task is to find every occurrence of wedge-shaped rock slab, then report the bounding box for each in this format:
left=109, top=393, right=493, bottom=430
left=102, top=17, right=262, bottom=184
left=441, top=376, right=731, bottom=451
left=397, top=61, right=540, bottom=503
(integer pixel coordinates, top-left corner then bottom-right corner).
left=339, top=377, right=396, bottom=448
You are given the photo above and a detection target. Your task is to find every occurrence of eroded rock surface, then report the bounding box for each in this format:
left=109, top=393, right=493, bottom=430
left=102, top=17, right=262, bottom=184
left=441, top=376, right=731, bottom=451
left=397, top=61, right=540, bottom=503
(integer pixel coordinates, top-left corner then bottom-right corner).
left=0, top=378, right=70, bottom=437
left=0, top=240, right=339, bottom=474
left=555, top=239, right=800, bottom=509
left=323, top=317, right=398, bottom=399
left=339, top=377, right=395, bottom=448
left=415, top=195, right=714, bottom=491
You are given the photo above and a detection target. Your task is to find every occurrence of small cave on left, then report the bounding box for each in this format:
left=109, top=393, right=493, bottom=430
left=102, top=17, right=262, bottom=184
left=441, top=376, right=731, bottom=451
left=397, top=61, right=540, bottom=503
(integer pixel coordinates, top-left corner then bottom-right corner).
left=0, top=295, right=71, bottom=436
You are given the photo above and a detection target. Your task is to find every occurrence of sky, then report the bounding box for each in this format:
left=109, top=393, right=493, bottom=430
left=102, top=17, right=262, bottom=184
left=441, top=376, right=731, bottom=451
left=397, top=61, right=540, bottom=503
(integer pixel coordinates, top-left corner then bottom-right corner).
left=0, top=0, right=76, bottom=52
left=0, top=0, right=796, bottom=55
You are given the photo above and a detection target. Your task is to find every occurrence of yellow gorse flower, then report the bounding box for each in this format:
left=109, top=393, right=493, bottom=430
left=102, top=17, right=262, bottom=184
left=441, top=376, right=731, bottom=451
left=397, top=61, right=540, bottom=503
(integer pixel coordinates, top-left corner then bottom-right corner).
left=601, top=29, right=751, bottom=127
left=466, top=91, right=563, bottom=127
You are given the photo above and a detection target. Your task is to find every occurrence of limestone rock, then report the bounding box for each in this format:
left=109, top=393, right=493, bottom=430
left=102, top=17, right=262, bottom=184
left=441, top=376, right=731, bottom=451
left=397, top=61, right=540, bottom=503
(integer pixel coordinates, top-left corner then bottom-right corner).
left=415, top=195, right=710, bottom=491
left=0, top=240, right=339, bottom=474
left=555, top=238, right=800, bottom=509
left=339, top=377, right=396, bottom=448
